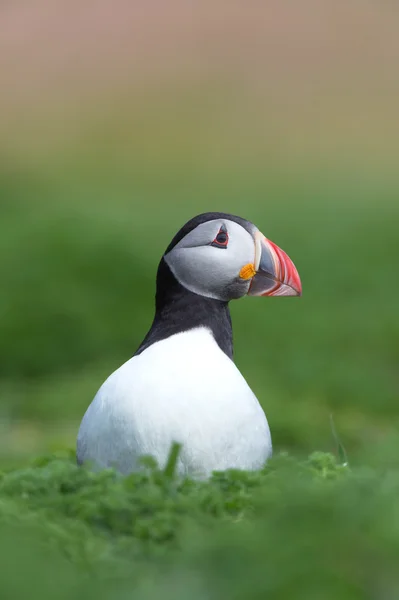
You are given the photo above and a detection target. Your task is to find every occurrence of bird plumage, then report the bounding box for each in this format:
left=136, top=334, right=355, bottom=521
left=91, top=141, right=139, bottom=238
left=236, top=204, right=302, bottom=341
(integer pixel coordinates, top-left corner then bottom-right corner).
left=77, top=327, right=271, bottom=477
left=76, top=212, right=301, bottom=478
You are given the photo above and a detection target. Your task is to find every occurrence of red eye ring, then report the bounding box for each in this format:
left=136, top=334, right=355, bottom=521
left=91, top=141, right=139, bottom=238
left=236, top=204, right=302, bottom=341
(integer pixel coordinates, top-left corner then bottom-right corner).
left=212, top=227, right=229, bottom=248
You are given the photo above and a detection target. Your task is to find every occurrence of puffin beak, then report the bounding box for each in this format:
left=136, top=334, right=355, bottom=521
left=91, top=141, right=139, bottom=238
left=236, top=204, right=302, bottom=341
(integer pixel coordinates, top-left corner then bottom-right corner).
left=247, top=232, right=302, bottom=297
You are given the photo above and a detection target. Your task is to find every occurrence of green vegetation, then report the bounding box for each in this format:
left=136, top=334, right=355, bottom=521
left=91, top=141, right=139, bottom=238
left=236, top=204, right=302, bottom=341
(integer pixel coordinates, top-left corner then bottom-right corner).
left=2, top=450, right=399, bottom=599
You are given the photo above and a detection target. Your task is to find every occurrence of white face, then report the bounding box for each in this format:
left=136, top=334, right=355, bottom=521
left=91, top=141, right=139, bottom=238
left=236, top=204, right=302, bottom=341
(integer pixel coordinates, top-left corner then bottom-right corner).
left=164, top=218, right=257, bottom=301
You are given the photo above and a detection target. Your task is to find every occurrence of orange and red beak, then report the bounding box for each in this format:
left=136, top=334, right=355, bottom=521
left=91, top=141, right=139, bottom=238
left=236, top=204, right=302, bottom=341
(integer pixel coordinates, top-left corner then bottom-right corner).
left=247, top=232, right=302, bottom=297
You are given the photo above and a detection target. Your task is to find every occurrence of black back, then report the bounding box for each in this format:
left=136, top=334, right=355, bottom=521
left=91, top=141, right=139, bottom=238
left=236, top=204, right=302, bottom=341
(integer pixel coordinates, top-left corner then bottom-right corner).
left=135, top=212, right=252, bottom=360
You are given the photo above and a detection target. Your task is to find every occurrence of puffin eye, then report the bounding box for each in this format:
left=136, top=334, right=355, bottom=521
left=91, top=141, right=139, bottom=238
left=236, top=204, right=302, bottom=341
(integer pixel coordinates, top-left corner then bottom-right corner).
left=211, top=227, right=229, bottom=248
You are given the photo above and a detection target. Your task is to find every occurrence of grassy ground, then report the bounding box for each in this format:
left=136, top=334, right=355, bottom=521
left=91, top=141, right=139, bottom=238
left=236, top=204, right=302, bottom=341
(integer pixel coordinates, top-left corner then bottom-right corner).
left=2, top=450, right=399, bottom=599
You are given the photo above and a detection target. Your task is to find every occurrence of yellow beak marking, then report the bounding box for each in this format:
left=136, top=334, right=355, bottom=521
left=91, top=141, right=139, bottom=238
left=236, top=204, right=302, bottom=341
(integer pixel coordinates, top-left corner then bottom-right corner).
left=239, top=263, right=257, bottom=280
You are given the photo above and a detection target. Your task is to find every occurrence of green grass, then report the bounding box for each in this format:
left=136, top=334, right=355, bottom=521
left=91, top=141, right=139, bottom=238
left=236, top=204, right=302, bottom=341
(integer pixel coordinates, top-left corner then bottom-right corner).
left=0, top=451, right=398, bottom=599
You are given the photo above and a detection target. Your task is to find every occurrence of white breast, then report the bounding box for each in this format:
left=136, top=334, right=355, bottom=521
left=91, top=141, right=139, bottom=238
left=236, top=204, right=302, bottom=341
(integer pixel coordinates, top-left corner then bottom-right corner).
left=77, top=327, right=272, bottom=478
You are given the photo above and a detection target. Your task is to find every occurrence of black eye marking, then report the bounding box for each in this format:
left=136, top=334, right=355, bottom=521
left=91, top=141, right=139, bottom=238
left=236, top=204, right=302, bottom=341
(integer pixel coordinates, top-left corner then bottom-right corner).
left=211, top=226, right=229, bottom=248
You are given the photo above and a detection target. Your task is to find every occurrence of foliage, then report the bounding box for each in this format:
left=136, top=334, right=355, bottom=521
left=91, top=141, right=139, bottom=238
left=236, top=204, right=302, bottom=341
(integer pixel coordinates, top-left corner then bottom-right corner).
left=0, top=452, right=398, bottom=599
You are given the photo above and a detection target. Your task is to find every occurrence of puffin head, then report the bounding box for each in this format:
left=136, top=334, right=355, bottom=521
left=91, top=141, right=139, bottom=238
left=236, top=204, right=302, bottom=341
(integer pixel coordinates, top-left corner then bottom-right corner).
left=162, top=212, right=302, bottom=302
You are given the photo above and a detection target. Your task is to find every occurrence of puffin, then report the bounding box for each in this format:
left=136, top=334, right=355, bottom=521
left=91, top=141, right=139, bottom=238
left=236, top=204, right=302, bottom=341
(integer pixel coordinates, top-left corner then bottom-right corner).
left=77, top=212, right=302, bottom=478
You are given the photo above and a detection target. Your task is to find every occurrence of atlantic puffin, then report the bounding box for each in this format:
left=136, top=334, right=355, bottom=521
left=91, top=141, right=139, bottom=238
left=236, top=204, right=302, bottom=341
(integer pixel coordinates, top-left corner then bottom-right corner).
left=77, top=213, right=301, bottom=477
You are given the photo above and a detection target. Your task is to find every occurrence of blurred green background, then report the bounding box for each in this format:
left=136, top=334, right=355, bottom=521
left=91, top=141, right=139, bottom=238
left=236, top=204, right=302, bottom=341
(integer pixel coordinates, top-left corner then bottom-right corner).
left=1, top=1, right=398, bottom=465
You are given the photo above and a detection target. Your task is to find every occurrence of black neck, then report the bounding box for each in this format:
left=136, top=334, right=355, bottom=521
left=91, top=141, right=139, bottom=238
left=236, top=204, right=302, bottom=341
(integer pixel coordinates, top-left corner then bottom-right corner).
left=135, top=258, right=234, bottom=359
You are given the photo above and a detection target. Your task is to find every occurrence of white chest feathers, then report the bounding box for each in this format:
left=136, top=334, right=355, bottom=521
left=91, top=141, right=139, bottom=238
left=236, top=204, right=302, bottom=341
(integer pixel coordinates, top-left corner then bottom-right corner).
left=77, top=327, right=272, bottom=478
